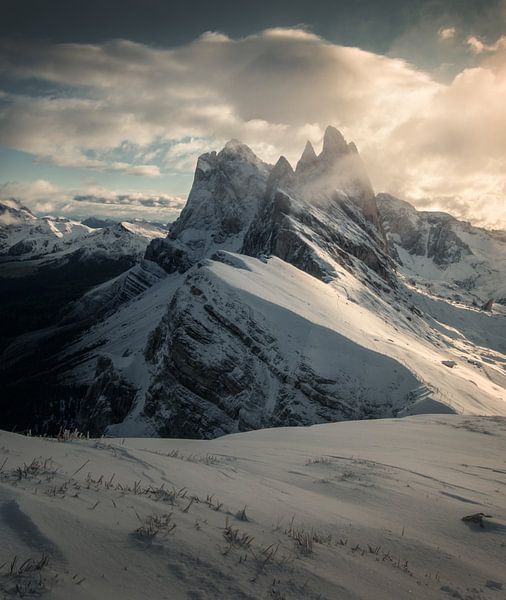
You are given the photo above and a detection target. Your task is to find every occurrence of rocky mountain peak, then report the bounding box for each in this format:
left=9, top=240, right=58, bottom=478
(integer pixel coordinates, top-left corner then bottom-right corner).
left=320, top=125, right=348, bottom=159
left=219, top=139, right=264, bottom=166
left=267, top=156, right=294, bottom=191
left=295, top=141, right=318, bottom=174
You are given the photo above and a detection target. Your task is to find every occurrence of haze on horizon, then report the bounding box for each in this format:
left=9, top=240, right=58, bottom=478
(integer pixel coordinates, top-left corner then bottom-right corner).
left=0, top=0, right=505, bottom=229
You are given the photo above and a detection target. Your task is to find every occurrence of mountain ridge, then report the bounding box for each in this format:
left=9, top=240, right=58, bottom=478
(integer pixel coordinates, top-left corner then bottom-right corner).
left=1, top=127, right=505, bottom=437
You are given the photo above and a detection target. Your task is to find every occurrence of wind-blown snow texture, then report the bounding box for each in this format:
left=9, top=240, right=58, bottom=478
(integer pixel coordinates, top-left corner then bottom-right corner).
left=1, top=127, right=505, bottom=436
left=0, top=416, right=505, bottom=599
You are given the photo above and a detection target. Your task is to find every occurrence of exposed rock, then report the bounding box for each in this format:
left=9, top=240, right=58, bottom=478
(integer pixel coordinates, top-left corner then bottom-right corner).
left=482, top=298, right=494, bottom=312
left=146, top=142, right=270, bottom=274
left=76, top=356, right=137, bottom=436
left=295, top=141, right=318, bottom=174
left=141, top=266, right=416, bottom=437
left=377, top=193, right=506, bottom=302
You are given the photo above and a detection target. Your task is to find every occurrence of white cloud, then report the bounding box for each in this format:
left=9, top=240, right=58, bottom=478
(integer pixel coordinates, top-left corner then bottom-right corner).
left=467, top=34, right=506, bottom=54
left=0, top=28, right=505, bottom=227
left=438, top=27, right=457, bottom=41
left=0, top=180, right=185, bottom=222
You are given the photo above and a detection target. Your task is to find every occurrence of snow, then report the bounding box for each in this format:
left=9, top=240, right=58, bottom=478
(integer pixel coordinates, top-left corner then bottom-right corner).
left=209, top=255, right=506, bottom=416
left=59, top=251, right=506, bottom=439
left=0, top=415, right=505, bottom=599
left=0, top=200, right=166, bottom=265
left=377, top=194, right=506, bottom=303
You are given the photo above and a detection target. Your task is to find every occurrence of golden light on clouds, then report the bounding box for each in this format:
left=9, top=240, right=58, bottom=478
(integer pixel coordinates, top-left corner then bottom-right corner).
left=0, top=27, right=505, bottom=227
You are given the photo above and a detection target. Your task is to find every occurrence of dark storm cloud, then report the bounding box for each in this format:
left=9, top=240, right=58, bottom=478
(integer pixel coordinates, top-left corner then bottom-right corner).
left=2, top=0, right=503, bottom=54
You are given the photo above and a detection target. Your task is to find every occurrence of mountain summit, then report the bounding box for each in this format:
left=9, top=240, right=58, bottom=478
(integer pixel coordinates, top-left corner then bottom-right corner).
left=148, top=127, right=387, bottom=282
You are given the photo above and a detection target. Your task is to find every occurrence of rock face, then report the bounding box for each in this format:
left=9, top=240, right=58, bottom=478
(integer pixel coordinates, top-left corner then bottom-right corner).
left=149, top=126, right=392, bottom=289
left=241, top=127, right=392, bottom=287
left=377, top=193, right=506, bottom=303
left=60, top=259, right=168, bottom=324
left=377, top=194, right=471, bottom=267
left=76, top=355, right=137, bottom=436
left=145, top=140, right=270, bottom=273
left=140, top=259, right=418, bottom=438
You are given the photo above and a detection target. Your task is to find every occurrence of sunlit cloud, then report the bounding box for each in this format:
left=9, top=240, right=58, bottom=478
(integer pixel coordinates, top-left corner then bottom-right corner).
left=0, top=180, right=184, bottom=222
left=467, top=34, right=506, bottom=54
left=0, top=27, right=505, bottom=227
left=438, top=27, right=456, bottom=41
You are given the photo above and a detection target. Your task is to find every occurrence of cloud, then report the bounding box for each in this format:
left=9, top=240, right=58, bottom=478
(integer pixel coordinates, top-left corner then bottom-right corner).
left=438, top=27, right=456, bottom=41
left=0, top=180, right=185, bottom=222
left=467, top=34, right=506, bottom=54
left=0, top=28, right=505, bottom=227
left=73, top=192, right=182, bottom=209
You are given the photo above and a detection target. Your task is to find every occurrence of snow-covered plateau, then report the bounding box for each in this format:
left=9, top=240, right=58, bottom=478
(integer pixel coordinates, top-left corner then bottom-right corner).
left=0, top=416, right=505, bottom=599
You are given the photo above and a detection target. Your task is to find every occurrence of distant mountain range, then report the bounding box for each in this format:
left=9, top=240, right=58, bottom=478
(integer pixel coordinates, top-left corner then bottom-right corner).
left=0, top=200, right=166, bottom=346
left=1, top=128, right=505, bottom=437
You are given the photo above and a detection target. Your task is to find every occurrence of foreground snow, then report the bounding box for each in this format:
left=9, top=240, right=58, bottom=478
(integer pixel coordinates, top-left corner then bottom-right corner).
left=1, top=415, right=505, bottom=599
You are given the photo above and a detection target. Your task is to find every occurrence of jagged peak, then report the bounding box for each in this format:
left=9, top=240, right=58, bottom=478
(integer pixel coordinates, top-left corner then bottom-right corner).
left=272, top=155, right=294, bottom=176
left=220, top=138, right=258, bottom=158
left=224, top=138, right=245, bottom=150
left=301, top=140, right=317, bottom=161
left=267, top=156, right=294, bottom=190
left=295, top=141, right=318, bottom=173
left=320, top=126, right=348, bottom=158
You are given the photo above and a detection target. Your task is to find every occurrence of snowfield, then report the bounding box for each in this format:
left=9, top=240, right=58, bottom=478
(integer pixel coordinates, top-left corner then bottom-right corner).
left=1, top=415, right=505, bottom=599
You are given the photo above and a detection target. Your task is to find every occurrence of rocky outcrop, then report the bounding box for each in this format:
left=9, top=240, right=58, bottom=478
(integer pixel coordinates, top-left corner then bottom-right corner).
left=141, top=264, right=416, bottom=438
left=242, top=130, right=394, bottom=287
left=377, top=193, right=472, bottom=267
left=376, top=192, right=506, bottom=303
left=145, top=140, right=270, bottom=274
left=482, top=298, right=494, bottom=312
left=148, top=127, right=391, bottom=287
left=76, top=356, right=137, bottom=436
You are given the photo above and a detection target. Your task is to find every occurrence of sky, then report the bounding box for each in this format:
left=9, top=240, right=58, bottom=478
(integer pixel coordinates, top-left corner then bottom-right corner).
left=0, top=0, right=505, bottom=227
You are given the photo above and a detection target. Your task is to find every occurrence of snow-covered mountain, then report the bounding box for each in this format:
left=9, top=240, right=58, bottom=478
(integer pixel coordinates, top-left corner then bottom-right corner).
left=0, top=200, right=168, bottom=350
left=377, top=193, right=506, bottom=306
left=0, top=199, right=166, bottom=264
left=1, top=128, right=505, bottom=437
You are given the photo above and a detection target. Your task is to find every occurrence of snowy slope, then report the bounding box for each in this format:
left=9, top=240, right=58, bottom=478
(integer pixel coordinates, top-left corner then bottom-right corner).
left=55, top=251, right=506, bottom=438
left=377, top=193, right=506, bottom=305
left=0, top=200, right=166, bottom=264
left=0, top=415, right=505, bottom=600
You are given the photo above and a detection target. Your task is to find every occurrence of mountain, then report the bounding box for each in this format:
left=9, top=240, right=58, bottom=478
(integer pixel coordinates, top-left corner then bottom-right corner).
left=82, top=216, right=171, bottom=231
left=0, top=200, right=167, bottom=345
left=377, top=193, right=506, bottom=306
left=0, top=200, right=166, bottom=263
left=1, top=128, right=505, bottom=437
left=81, top=217, right=118, bottom=228
left=145, top=139, right=271, bottom=273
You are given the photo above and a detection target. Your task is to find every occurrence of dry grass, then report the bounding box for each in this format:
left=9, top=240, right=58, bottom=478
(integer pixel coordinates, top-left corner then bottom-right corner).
left=135, top=513, right=176, bottom=539
left=0, top=555, right=55, bottom=597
